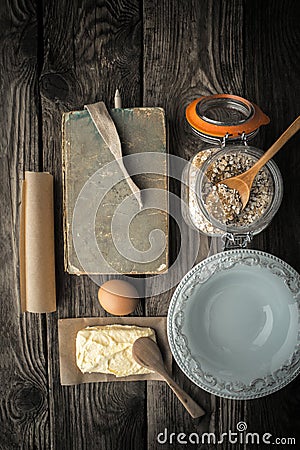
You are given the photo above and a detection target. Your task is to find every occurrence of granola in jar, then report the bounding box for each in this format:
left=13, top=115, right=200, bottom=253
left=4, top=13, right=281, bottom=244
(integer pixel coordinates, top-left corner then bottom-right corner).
left=188, top=149, right=222, bottom=235
left=203, top=152, right=274, bottom=226
left=187, top=148, right=275, bottom=236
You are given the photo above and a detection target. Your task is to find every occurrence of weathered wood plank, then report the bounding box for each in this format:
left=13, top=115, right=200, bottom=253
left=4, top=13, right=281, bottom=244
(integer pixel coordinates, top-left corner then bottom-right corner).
left=244, top=1, right=300, bottom=446
left=143, top=0, right=300, bottom=449
left=0, top=0, right=51, bottom=449
left=40, top=0, right=145, bottom=448
left=143, top=1, right=243, bottom=448
left=0, top=0, right=299, bottom=449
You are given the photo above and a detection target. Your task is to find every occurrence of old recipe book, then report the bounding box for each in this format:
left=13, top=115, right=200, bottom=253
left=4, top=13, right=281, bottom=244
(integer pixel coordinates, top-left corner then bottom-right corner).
left=62, top=107, right=168, bottom=274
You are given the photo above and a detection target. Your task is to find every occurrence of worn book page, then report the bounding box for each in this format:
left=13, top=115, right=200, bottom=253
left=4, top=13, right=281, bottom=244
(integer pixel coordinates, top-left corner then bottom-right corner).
left=62, top=107, right=168, bottom=275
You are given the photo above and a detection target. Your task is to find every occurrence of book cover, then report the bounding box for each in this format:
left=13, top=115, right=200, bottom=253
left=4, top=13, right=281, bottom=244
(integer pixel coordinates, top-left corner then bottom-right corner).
left=62, top=107, right=168, bottom=274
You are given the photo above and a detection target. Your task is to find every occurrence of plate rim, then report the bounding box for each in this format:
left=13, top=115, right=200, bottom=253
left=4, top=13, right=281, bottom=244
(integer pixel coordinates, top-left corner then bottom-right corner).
left=167, top=249, right=300, bottom=400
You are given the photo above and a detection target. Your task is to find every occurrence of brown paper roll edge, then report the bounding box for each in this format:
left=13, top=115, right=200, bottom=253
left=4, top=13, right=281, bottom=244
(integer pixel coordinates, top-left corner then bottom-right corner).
left=19, top=172, right=56, bottom=313
left=19, top=178, right=26, bottom=312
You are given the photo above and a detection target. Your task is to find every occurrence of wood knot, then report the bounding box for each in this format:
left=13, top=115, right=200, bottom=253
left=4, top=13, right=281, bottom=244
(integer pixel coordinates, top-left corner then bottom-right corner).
left=14, top=384, right=44, bottom=414
left=40, top=73, right=70, bottom=101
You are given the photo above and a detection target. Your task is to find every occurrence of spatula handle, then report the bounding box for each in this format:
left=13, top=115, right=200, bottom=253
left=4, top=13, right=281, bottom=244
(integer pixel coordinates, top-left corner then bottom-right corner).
left=85, top=102, right=143, bottom=209
left=251, top=116, right=300, bottom=174
left=163, top=372, right=205, bottom=418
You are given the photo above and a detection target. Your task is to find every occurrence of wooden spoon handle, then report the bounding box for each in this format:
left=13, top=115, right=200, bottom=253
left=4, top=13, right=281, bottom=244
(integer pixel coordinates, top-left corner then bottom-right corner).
left=250, top=116, right=300, bottom=174
left=162, top=372, right=205, bottom=418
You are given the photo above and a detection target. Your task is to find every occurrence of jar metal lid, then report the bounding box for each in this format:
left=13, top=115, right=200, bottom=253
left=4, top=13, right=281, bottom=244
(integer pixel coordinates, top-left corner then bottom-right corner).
left=186, top=94, right=270, bottom=143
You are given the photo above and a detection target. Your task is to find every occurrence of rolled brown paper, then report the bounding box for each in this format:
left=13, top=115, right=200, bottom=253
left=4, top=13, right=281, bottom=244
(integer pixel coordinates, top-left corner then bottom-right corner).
left=19, top=172, right=56, bottom=313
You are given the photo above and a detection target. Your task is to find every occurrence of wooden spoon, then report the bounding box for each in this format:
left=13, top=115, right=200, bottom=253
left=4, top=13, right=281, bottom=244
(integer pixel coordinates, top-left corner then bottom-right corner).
left=218, top=116, right=300, bottom=209
left=132, top=337, right=205, bottom=418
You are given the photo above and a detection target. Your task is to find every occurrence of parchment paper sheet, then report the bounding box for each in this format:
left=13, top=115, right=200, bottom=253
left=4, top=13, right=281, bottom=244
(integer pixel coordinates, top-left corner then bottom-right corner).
left=58, top=316, right=172, bottom=385
left=19, top=172, right=56, bottom=313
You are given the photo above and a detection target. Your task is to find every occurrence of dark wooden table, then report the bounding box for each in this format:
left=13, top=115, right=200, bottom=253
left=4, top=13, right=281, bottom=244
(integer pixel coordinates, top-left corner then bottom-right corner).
left=1, top=1, right=299, bottom=449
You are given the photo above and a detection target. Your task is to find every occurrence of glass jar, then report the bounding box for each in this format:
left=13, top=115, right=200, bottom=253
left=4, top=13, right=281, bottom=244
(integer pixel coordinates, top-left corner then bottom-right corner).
left=182, top=94, right=283, bottom=247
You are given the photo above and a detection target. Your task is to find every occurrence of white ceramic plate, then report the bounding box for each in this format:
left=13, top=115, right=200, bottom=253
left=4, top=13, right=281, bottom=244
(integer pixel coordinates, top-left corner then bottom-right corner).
left=167, top=249, right=300, bottom=399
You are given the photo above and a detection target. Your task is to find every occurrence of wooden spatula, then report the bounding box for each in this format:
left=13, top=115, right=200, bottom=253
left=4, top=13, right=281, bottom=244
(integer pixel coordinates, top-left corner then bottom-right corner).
left=132, top=337, right=205, bottom=418
left=85, top=102, right=143, bottom=209
left=218, top=116, right=300, bottom=209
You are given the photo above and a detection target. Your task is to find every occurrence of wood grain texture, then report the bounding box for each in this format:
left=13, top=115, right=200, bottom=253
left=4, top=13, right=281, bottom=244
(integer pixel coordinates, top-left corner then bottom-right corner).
left=0, top=1, right=51, bottom=449
left=40, top=1, right=145, bottom=449
left=143, top=1, right=246, bottom=448
left=0, top=0, right=299, bottom=449
left=244, top=1, right=300, bottom=446
left=143, top=0, right=300, bottom=449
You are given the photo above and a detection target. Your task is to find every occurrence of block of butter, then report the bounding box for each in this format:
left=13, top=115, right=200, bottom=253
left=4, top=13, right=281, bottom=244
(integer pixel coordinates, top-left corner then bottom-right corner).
left=76, top=325, right=155, bottom=377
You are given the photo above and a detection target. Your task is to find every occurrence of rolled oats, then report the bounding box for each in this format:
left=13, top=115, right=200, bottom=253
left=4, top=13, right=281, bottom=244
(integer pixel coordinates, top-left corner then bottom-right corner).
left=188, top=149, right=274, bottom=235
left=204, top=152, right=273, bottom=226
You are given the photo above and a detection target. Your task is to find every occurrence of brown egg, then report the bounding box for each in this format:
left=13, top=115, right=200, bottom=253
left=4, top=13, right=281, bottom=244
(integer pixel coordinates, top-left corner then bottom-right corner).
left=98, top=280, right=140, bottom=316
